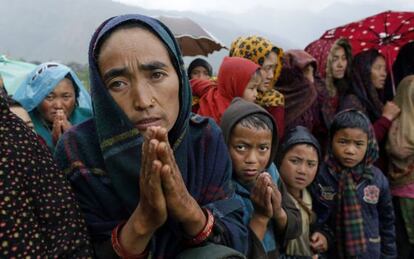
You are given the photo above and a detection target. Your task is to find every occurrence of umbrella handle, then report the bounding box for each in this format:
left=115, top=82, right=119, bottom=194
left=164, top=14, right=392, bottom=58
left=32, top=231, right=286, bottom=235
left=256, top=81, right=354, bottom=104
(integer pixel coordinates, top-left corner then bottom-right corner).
left=386, top=48, right=396, bottom=96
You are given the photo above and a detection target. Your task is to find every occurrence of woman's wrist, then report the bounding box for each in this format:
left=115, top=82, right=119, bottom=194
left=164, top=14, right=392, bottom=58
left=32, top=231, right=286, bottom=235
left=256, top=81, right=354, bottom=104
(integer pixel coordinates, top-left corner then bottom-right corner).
left=117, top=210, right=157, bottom=257
left=181, top=204, right=207, bottom=236
left=184, top=208, right=215, bottom=246
left=112, top=221, right=150, bottom=258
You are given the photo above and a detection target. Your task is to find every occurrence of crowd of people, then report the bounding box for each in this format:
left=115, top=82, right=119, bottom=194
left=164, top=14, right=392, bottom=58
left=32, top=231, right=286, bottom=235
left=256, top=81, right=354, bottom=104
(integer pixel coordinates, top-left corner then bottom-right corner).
left=1, top=13, right=414, bottom=258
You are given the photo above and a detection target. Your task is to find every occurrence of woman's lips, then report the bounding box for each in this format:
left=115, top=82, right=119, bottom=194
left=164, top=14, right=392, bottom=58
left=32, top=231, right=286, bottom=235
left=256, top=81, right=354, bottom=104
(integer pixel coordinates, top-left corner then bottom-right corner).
left=135, top=118, right=161, bottom=131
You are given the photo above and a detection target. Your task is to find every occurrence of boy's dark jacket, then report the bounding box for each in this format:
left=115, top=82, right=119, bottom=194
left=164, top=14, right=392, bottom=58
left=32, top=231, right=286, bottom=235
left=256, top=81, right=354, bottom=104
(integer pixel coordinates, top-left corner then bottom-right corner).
left=310, top=163, right=397, bottom=259
left=276, top=125, right=333, bottom=258
left=220, top=98, right=302, bottom=258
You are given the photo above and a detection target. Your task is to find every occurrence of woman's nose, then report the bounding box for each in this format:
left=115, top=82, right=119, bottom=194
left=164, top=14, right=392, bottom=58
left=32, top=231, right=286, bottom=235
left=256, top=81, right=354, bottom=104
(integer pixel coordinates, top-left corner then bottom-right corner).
left=53, top=99, right=63, bottom=108
left=132, top=81, right=154, bottom=110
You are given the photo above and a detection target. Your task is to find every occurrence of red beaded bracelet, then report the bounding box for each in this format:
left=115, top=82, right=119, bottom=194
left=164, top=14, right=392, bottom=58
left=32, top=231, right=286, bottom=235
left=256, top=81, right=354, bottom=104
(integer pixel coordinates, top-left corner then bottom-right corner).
left=185, top=208, right=215, bottom=246
left=111, top=221, right=149, bottom=259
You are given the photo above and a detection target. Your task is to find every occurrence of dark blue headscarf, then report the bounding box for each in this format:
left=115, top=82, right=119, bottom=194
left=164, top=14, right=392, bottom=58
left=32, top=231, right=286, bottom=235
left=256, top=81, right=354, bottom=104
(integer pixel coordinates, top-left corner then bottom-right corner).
left=88, top=14, right=192, bottom=207
left=55, top=14, right=247, bottom=257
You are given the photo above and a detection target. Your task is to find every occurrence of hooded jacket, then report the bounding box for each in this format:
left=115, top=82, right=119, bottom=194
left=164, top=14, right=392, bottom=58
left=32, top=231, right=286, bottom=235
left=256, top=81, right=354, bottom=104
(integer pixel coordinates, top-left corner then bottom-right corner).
left=221, top=98, right=302, bottom=258
left=310, top=110, right=396, bottom=259
left=276, top=126, right=330, bottom=257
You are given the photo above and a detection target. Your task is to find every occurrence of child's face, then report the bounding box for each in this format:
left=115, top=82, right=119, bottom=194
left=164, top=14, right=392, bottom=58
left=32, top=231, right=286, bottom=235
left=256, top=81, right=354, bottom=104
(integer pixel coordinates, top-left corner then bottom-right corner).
left=228, top=124, right=272, bottom=185
left=190, top=66, right=210, bottom=80
left=331, top=128, right=368, bottom=168
left=242, top=73, right=260, bottom=103
left=279, top=144, right=318, bottom=196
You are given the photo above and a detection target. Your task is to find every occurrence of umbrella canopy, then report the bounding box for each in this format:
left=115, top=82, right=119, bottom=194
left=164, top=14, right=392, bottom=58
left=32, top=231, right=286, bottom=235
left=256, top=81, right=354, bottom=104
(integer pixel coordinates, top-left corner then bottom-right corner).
left=157, top=15, right=227, bottom=57
left=0, top=55, right=36, bottom=95
left=305, top=10, right=414, bottom=92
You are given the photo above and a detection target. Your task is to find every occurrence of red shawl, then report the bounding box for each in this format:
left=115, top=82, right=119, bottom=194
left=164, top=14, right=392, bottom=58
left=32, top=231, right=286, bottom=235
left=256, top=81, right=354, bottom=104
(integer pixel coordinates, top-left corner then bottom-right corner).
left=191, top=56, right=260, bottom=124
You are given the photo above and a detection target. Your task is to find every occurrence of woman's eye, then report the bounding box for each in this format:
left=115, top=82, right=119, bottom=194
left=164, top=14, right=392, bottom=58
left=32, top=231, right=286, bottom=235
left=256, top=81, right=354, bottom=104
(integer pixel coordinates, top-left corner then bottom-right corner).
left=151, top=71, right=165, bottom=80
left=263, top=65, right=274, bottom=72
left=108, top=81, right=127, bottom=90
left=45, top=95, right=54, bottom=101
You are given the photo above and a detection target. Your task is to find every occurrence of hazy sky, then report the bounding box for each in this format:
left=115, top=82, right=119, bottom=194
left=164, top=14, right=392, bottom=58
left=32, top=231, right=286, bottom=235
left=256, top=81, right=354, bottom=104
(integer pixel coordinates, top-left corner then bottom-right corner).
left=113, top=0, right=414, bottom=69
left=115, top=0, right=414, bottom=48
left=117, top=0, right=413, bottom=14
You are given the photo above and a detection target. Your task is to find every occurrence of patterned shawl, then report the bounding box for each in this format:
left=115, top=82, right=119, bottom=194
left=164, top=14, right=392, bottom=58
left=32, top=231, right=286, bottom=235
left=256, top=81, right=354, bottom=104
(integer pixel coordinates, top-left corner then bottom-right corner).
left=13, top=62, right=92, bottom=150
left=192, top=56, right=260, bottom=124
left=0, top=89, right=92, bottom=257
left=326, top=110, right=379, bottom=258
left=54, top=14, right=247, bottom=257
left=386, top=75, right=414, bottom=187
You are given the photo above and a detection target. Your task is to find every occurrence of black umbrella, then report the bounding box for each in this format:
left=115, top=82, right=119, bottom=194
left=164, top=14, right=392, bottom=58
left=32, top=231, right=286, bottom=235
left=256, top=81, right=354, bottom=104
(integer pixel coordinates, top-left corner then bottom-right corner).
left=157, top=15, right=227, bottom=57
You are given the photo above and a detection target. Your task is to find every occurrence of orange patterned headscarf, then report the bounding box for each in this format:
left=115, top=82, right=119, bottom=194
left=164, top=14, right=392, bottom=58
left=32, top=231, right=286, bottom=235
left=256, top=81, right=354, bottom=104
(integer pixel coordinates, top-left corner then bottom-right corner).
left=230, top=35, right=284, bottom=85
left=230, top=36, right=285, bottom=107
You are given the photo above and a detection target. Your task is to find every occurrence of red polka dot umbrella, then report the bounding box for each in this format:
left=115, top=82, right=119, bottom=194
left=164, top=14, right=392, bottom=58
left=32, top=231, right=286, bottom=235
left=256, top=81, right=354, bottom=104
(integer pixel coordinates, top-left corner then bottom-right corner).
left=306, top=10, right=414, bottom=93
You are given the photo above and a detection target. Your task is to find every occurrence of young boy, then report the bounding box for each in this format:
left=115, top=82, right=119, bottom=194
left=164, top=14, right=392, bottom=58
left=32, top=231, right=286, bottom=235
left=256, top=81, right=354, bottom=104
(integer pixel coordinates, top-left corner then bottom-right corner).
left=310, top=109, right=396, bottom=259
left=277, top=126, right=329, bottom=258
left=220, top=97, right=301, bottom=258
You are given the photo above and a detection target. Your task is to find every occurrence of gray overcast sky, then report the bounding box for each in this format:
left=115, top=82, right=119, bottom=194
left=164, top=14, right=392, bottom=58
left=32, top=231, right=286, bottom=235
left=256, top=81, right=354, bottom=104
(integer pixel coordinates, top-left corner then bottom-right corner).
left=117, top=0, right=413, bottom=14
left=113, top=0, right=414, bottom=70
left=115, top=0, right=414, bottom=48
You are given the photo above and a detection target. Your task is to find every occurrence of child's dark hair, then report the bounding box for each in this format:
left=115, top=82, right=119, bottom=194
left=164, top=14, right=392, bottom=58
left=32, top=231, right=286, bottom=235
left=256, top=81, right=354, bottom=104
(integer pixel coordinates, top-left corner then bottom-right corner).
left=276, top=126, right=321, bottom=167
left=237, top=113, right=274, bottom=133
left=329, top=110, right=370, bottom=138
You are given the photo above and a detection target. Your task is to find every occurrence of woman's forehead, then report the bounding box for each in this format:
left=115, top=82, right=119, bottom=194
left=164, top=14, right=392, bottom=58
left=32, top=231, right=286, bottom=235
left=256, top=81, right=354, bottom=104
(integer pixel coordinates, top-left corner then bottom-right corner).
left=52, top=78, right=76, bottom=94
left=101, top=27, right=162, bottom=51
left=97, top=28, right=173, bottom=69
